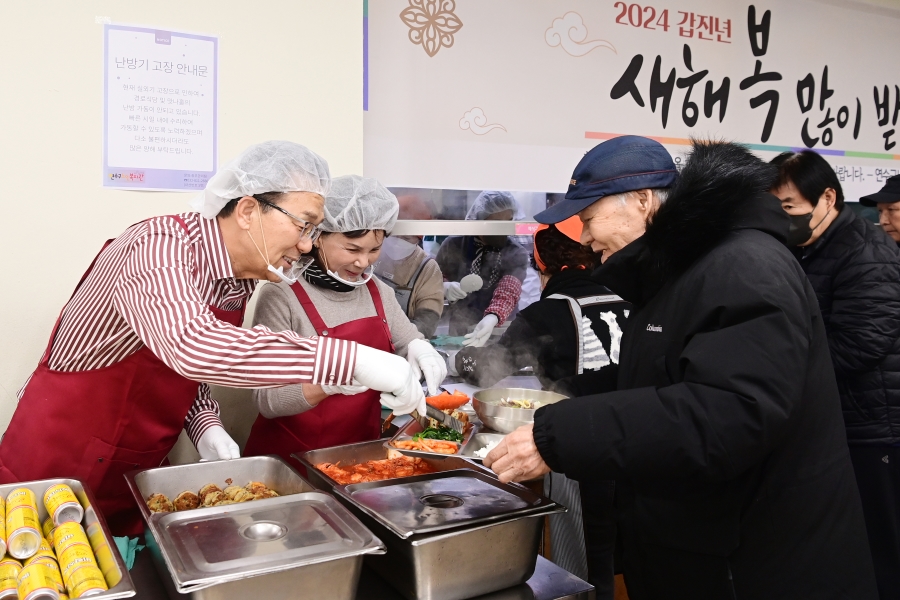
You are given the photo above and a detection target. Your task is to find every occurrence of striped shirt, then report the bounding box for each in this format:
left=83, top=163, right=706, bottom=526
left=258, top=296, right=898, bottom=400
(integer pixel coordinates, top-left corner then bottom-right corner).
left=37, top=212, right=356, bottom=444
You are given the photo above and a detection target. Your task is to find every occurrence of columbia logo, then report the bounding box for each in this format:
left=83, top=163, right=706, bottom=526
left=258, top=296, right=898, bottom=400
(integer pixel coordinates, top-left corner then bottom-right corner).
left=646, top=324, right=663, bottom=332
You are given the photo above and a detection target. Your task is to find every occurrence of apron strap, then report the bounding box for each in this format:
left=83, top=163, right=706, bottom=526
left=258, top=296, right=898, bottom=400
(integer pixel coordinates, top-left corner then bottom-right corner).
left=366, top=278, right=396, bottom=354
left=289, top=282, right=330, bottom=335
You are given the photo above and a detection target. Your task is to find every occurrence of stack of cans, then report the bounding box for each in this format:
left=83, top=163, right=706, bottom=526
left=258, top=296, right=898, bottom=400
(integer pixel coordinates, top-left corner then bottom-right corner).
left=0, top=484, right=109, bottom=599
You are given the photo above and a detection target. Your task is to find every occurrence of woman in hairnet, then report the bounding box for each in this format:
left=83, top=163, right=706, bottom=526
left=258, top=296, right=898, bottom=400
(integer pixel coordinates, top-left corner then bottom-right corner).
left=436, top=191, right=530, bottom=346
left=0, top=142, right=424, bottom=536
left=243, top=175, right=447, bottom=461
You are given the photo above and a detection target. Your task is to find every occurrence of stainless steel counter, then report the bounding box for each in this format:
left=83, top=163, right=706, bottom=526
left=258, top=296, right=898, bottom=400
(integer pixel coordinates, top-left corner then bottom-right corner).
left=129, top=546, right=594, bottom=600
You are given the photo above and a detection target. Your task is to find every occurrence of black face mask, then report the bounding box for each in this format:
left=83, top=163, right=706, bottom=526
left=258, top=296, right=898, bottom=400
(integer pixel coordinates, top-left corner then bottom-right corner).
left=786, top=212, right=815, bottom=246
left=786, top=207, right=832, bottom=247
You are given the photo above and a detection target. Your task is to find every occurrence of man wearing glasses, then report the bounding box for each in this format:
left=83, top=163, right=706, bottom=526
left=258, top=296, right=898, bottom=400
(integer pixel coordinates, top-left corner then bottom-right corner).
left=0, top=141, right=425, bottom=535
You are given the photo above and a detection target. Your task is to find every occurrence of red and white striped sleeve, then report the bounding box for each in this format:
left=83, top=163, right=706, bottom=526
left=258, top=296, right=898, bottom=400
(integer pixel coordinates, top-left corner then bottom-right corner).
left=112, top=221, right=357, bottom=389
left=184, top=384, right=222, bottom=446
left=484, top=275, right=523, bottom=325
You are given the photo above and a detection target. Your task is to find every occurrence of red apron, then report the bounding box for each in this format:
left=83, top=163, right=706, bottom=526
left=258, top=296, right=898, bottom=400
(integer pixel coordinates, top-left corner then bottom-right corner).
left=243, top=278, right=393, bottom=465
left=0, top=217, right=245, bottom=536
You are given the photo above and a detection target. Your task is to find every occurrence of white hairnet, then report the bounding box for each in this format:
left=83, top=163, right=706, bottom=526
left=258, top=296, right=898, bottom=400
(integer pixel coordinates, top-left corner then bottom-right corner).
left=321, top=175, right=399, bottom=233
left=465, top=190, right=525, bottom=220
left=190, top=140, right=331, bottom=219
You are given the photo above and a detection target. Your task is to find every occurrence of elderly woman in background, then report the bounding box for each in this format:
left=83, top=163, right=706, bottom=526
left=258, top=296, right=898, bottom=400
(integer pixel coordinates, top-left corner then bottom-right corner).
left=771, top=152, right=900, bottom=600
left=436, top=191, right=529, bottom=346
left=243, top=175, right=446, bottom=462
left=373, top=194, right=445, bottom=338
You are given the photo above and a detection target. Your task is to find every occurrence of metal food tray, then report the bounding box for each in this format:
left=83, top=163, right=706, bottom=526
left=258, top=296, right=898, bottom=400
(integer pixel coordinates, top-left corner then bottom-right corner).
left=295, top=440, right=566, bottom=600
left=336, top=469, right=558, bottom=538
left=0, top=478, right=136, bottom=599
left=459, top=432, right=507, bottom=464
left=126, top=456, right=384, bottom=600
left=385, top=416, right=481, bottom=459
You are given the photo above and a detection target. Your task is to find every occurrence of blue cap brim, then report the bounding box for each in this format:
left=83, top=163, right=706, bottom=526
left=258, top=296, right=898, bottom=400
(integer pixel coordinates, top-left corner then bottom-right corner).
left=533, top=196, right=599, bottom=224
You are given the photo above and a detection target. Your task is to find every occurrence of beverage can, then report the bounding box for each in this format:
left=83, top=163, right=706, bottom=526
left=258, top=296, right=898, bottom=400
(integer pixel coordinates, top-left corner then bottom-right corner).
left=65, top=564, right=107, bottom=597
left=16, top=562, right=60, bottom=600
left=42, top=486, right=83, bottom=528
left=0, top=557, right=21, bottom=599
left=6, top=488, right=41, bottom=559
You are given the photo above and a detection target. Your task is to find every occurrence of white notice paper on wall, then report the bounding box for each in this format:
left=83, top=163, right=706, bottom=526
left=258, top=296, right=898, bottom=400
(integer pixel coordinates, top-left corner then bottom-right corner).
left=103, top=25, right=217, bottom=191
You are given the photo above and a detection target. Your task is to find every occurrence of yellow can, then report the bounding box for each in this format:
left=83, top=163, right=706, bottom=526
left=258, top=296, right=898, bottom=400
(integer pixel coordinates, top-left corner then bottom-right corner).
left=27, top=558, right=64, bottom=594
left=23, top=538, right=55, bottom=566
left=65, top=564, right=107, bottom=597
left=42, top=486, right=83, bottom=528
left=90, top=542, right=116, bottom=580
left=16, top=562, right=59, bottom=600
left=0, top=494, right=7, bottom=558
left=41, top=516, right=55, bottom=541
left=0, top=557, right=21, bottom=599
left=6, top=488, right=41, bottom=559
left=58, top=543, right=97, bottom=580
left=51, top=523, right=88, bottom=559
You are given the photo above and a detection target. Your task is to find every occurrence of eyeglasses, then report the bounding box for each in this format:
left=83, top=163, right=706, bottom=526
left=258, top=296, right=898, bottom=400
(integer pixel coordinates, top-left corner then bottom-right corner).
left=257, top=199, right=322, bottom=242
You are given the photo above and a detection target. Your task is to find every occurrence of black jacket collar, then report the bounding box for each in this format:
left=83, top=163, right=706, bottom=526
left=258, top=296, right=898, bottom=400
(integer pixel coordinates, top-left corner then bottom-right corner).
left=594, top=142, right=785, bottom=306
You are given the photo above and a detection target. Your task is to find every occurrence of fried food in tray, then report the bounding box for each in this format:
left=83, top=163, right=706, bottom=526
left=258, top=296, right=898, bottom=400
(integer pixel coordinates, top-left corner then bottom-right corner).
left=147, top=480, right=280, bottom=513
left=315, top=454, right=437, bottom=485
left=173, top=491, right=201, bottom=511
left=147, top=493, right=175, bottom=513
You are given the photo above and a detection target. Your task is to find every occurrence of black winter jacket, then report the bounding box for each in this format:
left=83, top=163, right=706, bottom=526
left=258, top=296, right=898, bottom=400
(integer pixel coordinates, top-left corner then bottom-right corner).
left=794, top=207, right=900, bottom=445
left=533, top=142, right=877, bottom=599
left=454, top=270, right=629, bottom=388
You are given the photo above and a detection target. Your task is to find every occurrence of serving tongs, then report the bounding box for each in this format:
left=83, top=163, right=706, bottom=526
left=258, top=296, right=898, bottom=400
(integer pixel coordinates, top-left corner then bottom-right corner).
left=413, top=404, right=467, bottom=434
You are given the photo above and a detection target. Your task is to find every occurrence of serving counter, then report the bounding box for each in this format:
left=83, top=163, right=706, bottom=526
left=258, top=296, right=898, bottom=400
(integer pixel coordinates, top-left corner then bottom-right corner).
left=127, top=549, right=595, bottom=600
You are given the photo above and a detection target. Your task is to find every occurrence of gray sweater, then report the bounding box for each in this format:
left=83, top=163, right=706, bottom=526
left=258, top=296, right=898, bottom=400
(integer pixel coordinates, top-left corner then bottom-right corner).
left=251, top=276, right=423, bottom=418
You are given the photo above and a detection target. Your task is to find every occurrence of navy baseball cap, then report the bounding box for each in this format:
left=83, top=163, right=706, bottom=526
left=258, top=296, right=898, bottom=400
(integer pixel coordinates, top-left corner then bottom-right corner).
left=535, top=135, right=678, bottom=224
left=860, top=174, right=900, bottom=206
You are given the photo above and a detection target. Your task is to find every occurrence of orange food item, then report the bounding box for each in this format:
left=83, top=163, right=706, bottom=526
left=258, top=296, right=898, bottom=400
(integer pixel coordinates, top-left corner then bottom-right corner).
left=315, top=456, right=437, bottom=485
left=426, top=389, right=469, bottom=411
left=392, top=439, right=459, bottom=454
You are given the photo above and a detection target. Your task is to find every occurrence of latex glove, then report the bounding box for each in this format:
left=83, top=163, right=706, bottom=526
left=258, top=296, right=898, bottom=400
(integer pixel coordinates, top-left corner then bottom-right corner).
left=353, top=344, right=418, bottom=394
left=443, top=281, right=468, bottom=303
left=196, top=425, right=240, bottom=461
left=406, top=339, right=447, bottom=396
left=321, top=381, right=369, bottom=396
left=379, top=367, right=427, bottom=416
left=462, top=314, right=499, bottom=347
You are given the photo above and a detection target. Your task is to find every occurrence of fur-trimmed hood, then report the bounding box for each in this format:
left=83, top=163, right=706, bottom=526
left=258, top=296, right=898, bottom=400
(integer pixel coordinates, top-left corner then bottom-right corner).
left=596, top=141, right=788, bottom=304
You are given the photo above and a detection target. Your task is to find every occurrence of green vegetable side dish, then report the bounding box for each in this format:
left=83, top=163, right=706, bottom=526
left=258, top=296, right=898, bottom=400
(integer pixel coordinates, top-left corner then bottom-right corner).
left=412, top=426, right=464, bottom=443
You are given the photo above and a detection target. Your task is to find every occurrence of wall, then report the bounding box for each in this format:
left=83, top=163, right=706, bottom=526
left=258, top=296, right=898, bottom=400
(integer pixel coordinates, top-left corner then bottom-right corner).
left=0, top=0, right=363, bottom=445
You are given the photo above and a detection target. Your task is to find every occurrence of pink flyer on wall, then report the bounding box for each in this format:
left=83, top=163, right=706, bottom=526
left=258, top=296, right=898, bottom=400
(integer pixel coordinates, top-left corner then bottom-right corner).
left=103, top=24, right=217, bottom=191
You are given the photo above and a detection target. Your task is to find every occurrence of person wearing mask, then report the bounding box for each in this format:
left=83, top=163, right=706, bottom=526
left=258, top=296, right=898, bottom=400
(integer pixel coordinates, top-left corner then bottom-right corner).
left=244, top=176, right=446, bottom=461
left=861, top=173, right=900, bottom=245
left=374, top=195, right=444, bottom=338
left=485, top=136, right=877, bottom=598
left=0, top=142, right=423, bottom=535
left=436, top=191, right=529, bottom=346
left=771, top=151, right=900, bottom=599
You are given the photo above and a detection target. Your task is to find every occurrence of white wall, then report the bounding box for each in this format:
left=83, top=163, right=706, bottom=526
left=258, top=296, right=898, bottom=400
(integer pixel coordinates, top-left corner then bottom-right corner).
left=0, top=1, right=363, bottom=438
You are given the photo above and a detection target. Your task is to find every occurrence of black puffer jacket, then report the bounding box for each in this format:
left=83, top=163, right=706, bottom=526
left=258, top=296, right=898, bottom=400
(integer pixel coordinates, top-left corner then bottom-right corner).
left=793, top=207, right=900, bottom=445
left=533, top=142, right=877, bottom=599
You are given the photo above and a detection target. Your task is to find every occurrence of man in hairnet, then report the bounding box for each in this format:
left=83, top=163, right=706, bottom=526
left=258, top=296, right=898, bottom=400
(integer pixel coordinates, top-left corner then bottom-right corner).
left=436, top=191, right=529, bottom=346
left=244, top=175, right=445, bottom=460
left=0, top=142, right=425, bottom=536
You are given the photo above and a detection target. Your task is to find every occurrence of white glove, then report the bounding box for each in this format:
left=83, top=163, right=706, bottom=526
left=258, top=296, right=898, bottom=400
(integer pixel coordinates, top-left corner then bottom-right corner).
left=443, top=281, right=468, bottom=303
left=379, top=368, right=427, bottom=416
left=321, top=382, right=369, bottom=396
left=406, top=339, right=447, bottom=396
left=196, top=425, right=240, bottom=461
left=462, top=314, right=499, bottom=347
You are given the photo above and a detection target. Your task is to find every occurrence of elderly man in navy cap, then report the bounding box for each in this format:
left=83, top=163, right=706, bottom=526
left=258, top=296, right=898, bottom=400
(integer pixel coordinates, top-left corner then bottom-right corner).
left=485, top=137, right=878, bottom=599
